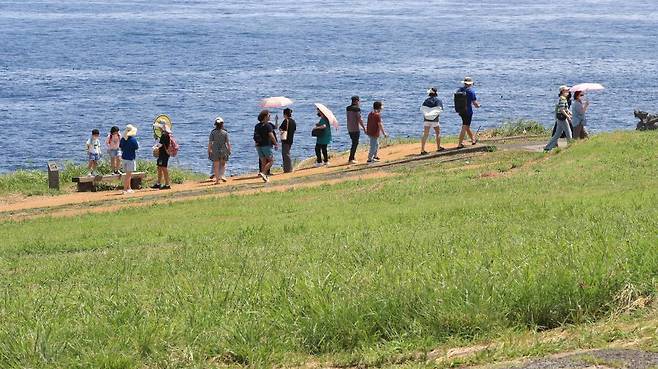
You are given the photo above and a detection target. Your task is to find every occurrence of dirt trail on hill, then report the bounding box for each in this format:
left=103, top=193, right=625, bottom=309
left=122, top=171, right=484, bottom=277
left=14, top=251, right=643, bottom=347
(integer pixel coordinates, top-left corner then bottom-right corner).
left=0, top=137, right=551, bottom=220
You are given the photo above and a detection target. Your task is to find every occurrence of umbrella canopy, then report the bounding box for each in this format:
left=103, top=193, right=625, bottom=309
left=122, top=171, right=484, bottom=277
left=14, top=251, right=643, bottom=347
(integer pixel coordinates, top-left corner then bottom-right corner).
left=314, top=103, right=339, bottom=129
left=153, top=114, right=172, bottom=139
left=570, top=83, right=605, bottom=93
left=261, top=96, right=294, bottom=108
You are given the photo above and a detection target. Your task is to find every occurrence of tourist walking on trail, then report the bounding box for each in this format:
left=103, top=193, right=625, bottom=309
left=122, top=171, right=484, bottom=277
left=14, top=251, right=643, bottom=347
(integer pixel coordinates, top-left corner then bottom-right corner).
left=346, top=96, right=366, bottom=164
left=571, top=91, right=589, bottom=139
left=86, top=129, right=102, bottom=176
left=152, top=124, right=172, bottom=190
left=208, top=116, right=231, bottom=184
left=454, top=77, right=480, bottom=148
left=279, top=108, right=296, bottom=173
left=420, top=87, right=445, bottom=155
left=312, top=108, right=332, bottom=166
left=544, top=85, right=573, bottom=152
left=366, top=101, right=387, bottom=163
left=119, top=124, right=139, bottom=194
left=106, top=126, right=122, bottom=174
left=254, top=110, right=278, bottom=182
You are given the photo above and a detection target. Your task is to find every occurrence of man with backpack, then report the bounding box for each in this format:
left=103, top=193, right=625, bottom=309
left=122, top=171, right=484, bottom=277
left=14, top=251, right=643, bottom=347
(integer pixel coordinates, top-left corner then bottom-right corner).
left=152, top=124, right=177, bottom=190
left=454, top=76, right=480, bottom=148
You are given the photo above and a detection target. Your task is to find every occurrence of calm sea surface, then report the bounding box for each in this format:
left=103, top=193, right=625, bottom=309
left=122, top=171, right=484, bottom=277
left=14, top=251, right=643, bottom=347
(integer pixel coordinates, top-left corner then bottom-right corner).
left=1, top=0, right=657, bottom=174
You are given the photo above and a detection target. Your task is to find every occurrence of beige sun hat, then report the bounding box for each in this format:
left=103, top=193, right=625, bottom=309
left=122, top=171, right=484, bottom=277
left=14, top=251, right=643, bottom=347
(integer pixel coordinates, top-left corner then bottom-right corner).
left=214, top=116, right=224, bottom=125
left=461, top=76, right=474, bottom=85
left=559, top=85, right=571, bottom=93
left=124, top=124, right=138, bottom=137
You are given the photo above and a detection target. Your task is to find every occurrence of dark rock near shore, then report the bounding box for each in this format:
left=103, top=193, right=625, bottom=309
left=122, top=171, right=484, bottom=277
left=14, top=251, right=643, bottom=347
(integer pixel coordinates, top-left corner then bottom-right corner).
left=634, top=110, right=658, bottom=130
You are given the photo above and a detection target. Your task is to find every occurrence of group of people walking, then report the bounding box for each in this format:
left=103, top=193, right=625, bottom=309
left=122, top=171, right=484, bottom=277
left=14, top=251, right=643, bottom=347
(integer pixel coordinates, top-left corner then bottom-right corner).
left=82, top=76, right=589, bottom=193
left=544, top=85, right=591, bottom=151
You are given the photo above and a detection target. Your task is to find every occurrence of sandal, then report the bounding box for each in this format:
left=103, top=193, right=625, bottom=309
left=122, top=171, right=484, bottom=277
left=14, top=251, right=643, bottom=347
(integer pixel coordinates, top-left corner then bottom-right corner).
left=420, top=151, right=429, bottom=155
left=457, top=144, right=465, bottom=149
left=437, top=147, right=446, bottom=152
left=471, top=139, right=478, bottom=145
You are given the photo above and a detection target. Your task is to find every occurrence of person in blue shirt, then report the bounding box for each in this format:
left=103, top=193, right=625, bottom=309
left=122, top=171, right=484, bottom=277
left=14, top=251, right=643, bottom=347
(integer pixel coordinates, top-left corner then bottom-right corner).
left=420, top=87, right=444, bottom=155
left=457, top=77, right=480, bottom=148
left=119, top=124, right=139, bottom=194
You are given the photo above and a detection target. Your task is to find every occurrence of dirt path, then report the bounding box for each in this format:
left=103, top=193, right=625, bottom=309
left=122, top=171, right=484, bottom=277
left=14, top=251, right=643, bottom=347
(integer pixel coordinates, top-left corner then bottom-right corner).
left=470, top=349, right=658, bottom=369
left=0, top=141, right=495, bottom=220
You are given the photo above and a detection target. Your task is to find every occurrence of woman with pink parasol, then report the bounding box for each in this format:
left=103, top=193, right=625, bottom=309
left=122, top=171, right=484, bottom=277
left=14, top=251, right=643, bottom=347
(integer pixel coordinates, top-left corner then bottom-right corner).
left=570, top=83, right=603, bottom=139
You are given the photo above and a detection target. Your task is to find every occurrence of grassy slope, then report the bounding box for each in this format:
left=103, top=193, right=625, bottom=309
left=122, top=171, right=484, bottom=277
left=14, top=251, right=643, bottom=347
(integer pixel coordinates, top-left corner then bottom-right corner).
left=0, top=132, right=656, bottom=368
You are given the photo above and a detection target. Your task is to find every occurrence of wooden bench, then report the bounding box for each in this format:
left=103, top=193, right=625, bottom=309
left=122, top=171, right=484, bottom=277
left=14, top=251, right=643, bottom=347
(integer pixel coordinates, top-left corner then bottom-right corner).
left=72, top=172, right=146, bottom=192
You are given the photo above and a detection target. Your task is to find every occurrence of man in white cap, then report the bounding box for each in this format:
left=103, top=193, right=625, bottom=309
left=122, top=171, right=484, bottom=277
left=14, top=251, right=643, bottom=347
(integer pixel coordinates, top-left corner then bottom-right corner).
left=456, top=77, right=480, bottom=148
left=544, top=85, right=573, bottom=151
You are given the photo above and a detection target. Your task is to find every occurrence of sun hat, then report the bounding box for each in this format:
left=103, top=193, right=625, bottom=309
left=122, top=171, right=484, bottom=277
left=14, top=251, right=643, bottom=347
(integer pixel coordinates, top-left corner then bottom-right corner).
left=427, top=87, right=438, bottom=95
left=124, top=124, right=137, bottom=137
left=559, top=85, right=570, bottom=92
left=461, top=77, right=474, bottom=85
left=214, top=116, right=224, bottom=125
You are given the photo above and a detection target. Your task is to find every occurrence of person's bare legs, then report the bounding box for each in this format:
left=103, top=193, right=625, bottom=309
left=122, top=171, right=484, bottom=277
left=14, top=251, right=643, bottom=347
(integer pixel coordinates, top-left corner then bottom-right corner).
left=213, top=160, right=220, bottom=184
left=218, top=160, right=227, bottom=181
left=123, top=172, right=132, bottom=191
left=458, top=125, right=467, bottom=146
left=434, top=126, right=441, bottom=150
left=162, top=167, right=170, bottom=186
left=420, top=126, right=430, bottom=153
left=262, top=157, right=273, bottom=175
left=157, top=167, right=164, bottom=185
left=466, top=126, right=475, bottom=143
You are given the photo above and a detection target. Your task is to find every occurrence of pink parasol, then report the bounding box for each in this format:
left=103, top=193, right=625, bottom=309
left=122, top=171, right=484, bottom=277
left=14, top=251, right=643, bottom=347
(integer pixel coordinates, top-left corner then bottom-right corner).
left=260, top=96, right=294, bottom=108
left=570, top=83, right=605, bottom=93
left=314, top=103, right=339, bottom=129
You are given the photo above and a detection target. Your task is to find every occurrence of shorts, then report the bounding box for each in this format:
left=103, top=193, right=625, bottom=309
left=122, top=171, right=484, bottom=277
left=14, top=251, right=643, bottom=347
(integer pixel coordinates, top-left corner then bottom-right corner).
left=122, top=159, right=136, bottom=173
left=157, top=150, right=170, bottom=168
left=256, top=145, right=273, bottom=159
left=88, top=152, right=101, bottom=162
left=423, top=119, right=440, bottom=129
left=108, top=149, right=120, bottom=157
left=459, top=112, right=473, bottom=126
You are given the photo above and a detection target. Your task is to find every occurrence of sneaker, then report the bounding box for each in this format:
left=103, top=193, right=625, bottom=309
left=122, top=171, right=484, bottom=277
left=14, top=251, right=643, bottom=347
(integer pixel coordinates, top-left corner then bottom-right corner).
left=314, top=162, right=323, bottom=168
left=367, top=159, right=376, bottom=164
left=348, top=160, right=358, bottom=164
left=220, top=177, right=227, bottom=182
left=160, top=185, right=171, bottom=190
left=122, top=189, right=134, bottom=194
left=374, top=156, right=380, bottom=160
left=87, top=172, right=93, bottom=177
left=437, top=147, right=446, bottom=152
left=457, top=144, right=465, bottom=149
left=323, top=162, right=330, bottom=166
left=150, top=183, right=161, bottom=189
left=420, top=151, right=429, bottom=156
left=372, top=158, right=380, bottom=162
left=263, top=174, right=269, bottom=183
left=117, top=170, right=124, bottom=175
left=258, top=172, right=267, bottom=182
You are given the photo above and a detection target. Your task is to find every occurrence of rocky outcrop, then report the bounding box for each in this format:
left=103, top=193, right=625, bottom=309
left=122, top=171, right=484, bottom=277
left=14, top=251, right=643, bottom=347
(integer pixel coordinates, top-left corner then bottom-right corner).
left=634, top=110, right=658, bottom=130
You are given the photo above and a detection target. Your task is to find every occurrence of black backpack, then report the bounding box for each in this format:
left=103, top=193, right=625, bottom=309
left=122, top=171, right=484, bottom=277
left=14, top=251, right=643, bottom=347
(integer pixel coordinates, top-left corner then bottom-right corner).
left=454, top=90, right=468, bottom=114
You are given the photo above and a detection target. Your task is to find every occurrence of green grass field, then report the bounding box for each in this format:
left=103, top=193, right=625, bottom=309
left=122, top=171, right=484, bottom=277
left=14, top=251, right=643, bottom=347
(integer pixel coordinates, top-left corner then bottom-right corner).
left=0, top=131, right=656, bottom=368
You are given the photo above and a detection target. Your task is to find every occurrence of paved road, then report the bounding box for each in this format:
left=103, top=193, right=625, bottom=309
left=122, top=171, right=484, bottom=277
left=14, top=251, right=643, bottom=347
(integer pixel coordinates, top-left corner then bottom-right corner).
left=489, top=349, right=658, bottom=369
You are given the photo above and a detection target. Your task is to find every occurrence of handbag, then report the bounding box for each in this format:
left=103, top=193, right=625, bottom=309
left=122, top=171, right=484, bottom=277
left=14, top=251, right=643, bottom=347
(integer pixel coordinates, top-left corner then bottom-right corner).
left=152, top=146, right=160, bottom=157
left=280, top=119, right=288, bottom=141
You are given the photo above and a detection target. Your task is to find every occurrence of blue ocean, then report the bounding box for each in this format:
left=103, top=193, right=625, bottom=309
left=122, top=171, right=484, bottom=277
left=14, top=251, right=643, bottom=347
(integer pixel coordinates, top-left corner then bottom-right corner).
left=1, top=0, right=657, bottom=174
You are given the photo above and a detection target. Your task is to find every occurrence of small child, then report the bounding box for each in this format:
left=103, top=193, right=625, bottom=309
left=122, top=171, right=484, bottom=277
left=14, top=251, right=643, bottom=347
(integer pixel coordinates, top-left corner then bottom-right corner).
left=106, top=126, right=122, bottom=174
left=86, top=129, right=102, bottom=176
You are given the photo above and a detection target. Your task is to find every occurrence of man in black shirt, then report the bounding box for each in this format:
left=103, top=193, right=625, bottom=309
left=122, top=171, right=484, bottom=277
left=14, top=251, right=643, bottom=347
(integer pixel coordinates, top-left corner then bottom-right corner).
left=279, top=108, right=296, bottom=173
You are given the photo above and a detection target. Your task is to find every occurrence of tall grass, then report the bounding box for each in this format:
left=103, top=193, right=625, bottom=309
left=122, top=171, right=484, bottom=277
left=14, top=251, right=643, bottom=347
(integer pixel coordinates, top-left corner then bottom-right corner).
left=490, top=119, right=548, bottom=137
left=0, top=131, right=656, bottom=368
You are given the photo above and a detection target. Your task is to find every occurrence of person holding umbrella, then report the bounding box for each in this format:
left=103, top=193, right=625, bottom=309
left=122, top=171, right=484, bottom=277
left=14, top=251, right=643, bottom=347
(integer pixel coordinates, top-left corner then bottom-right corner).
left=312, top=107, right=332, bottom=166
left=571, top=91, right=590, bottom=139
left=544, top=85, right=573, bottom=152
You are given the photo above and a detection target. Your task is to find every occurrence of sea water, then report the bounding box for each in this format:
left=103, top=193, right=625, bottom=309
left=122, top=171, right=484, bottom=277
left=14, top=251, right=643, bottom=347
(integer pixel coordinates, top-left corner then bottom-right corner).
left=1, top=0, right=657, bottom=174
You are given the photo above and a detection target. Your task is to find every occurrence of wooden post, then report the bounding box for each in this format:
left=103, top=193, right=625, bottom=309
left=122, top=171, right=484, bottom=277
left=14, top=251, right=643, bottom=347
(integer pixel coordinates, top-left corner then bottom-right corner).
left=47, top=162, right=60, bottom=190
